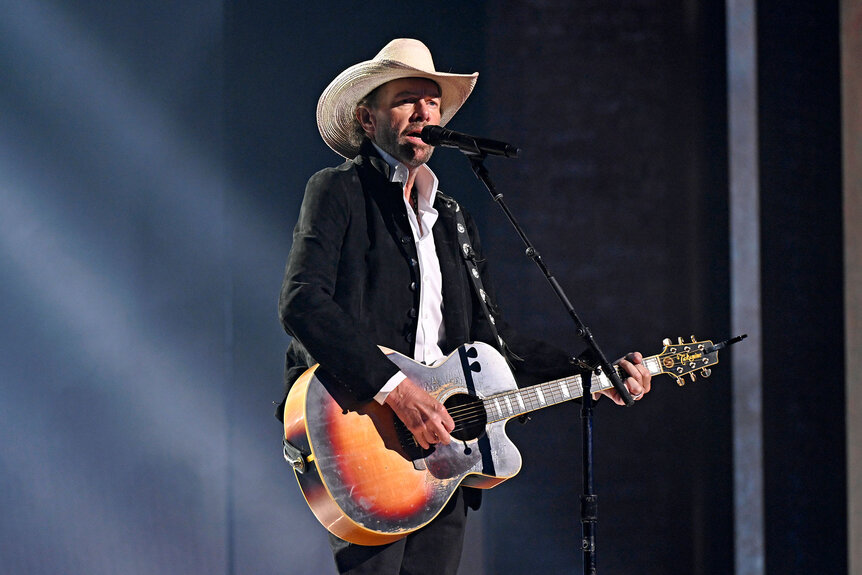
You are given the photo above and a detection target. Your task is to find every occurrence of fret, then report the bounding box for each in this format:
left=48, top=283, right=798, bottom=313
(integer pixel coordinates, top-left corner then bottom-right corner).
left=643, top=356, right=661, bottom=375
left=594, top=371, right=615, bottom=393
left=493, top=398, right=503, bottom=418
left=515, top=392, right=525, bottom=412
left=525, top=389, right=538, bottom=410
left=567, top=377, right=583, bottom=398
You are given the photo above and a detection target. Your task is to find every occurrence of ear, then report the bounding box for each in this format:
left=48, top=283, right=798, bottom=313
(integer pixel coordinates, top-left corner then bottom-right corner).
left=356, top=106, right=376, bottom=138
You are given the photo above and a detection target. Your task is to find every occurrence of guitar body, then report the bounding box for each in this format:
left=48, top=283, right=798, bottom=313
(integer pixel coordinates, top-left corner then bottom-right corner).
left=283, top=342, right=523, bottom=545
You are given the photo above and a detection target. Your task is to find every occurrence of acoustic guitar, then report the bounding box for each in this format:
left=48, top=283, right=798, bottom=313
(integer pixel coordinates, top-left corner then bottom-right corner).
left=282, top=336, right=741, bottom=545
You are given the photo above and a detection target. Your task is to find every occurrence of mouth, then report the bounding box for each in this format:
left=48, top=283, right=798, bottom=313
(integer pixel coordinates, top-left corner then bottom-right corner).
left=404, top=127, right=425, bottom=143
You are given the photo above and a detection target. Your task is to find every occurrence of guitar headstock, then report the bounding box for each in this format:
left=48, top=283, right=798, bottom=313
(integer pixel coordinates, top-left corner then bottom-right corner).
left=656, top=336, right=720, bottom=386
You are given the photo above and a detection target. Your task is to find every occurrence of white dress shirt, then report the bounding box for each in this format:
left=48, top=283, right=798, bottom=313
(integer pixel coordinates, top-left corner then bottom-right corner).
left=371, top=144, right=446, bottom=404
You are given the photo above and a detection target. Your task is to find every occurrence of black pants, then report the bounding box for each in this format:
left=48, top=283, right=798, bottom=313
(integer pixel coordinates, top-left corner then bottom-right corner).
left=328, top=488, right=469, bottom=575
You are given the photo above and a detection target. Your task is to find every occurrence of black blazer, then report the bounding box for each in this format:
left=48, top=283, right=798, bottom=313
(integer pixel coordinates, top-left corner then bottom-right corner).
left=278, top=140, right=574, bottom=418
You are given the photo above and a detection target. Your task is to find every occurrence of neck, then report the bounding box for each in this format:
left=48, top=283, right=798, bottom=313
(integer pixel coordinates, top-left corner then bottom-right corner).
left=369, top=141, right=423, bottom=205
left=403, top=170, right=419, bottom=202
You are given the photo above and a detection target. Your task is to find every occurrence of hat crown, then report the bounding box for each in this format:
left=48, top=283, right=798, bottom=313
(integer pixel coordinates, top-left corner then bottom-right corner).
left=373, top=38, right=436, bottom=73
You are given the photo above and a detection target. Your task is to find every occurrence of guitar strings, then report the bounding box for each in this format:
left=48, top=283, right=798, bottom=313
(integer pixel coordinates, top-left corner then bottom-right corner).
left=441, top=381, right=587, bottom=422
left=404, top=391, right=578, bottom=446
left=400, top=372, right=621, bottom=447
left=442, top=380, right=587, bottom=420
left=404, top=350, right=700, bottom=446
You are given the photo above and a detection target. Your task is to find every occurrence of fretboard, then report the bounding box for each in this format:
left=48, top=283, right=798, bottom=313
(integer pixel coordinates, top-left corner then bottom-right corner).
left=482, top=355, right=663, bottom=423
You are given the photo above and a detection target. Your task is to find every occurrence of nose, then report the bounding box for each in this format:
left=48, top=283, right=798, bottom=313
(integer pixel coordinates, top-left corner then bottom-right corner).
left=412, top=99, right=432, bottom=122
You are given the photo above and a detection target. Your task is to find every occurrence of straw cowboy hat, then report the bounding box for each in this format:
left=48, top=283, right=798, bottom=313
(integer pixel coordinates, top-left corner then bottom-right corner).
left=316, top=38, right=479, bottom=158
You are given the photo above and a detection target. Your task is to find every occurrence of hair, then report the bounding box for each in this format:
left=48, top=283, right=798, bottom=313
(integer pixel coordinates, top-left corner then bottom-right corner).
left=349, top=86, right=382, bottom=152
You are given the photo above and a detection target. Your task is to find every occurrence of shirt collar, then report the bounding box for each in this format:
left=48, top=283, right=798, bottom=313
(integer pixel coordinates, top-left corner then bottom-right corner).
left=371, top=142, right=439, bottom=210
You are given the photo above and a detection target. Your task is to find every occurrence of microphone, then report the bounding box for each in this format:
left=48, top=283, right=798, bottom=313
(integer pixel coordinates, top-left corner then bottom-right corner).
left=420, top=125, right=520, bottom=158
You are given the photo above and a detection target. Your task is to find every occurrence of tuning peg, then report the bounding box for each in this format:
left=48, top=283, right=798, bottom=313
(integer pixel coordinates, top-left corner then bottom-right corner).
left=678, top=337, right=685, bottom=345
left=675, top=376, right=685, bottom=387
left=663, top=338, right=672, bottom=346
left=690, top=335, right=697, bottom=343
left=701, top=368, right=712, bottom=378
left=689, top=373, right=696, bottom=382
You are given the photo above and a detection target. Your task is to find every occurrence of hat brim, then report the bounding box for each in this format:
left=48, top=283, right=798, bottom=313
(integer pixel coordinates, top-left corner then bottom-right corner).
left=317, top=60, right=478, bottom=159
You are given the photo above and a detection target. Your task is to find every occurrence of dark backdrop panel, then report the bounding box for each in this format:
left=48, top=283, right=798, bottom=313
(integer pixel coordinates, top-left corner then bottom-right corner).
left=481, top=1, right=732, bottom=573
left=757, top=2, right=846, bottom=573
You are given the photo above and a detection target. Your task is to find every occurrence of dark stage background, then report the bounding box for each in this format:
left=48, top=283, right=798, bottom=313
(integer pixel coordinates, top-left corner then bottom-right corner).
left=0, top=1, right=846, bottom=574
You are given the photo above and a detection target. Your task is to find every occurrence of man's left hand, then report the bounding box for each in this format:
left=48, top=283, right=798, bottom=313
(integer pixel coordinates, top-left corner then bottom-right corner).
left=598, top=351, right=652, bottom=405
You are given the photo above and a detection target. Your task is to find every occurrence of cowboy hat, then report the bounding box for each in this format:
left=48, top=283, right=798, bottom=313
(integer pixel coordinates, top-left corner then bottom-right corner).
left=316, top=38, right=479, bottom=158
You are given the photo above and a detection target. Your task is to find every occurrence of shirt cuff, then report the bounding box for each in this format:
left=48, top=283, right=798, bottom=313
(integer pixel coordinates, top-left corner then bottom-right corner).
left=374, top=370, right=407, bottom=404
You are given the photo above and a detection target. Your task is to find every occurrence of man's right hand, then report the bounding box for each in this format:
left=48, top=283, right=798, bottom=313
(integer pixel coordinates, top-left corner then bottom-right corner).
left=384, top=378, right=455, bottom=449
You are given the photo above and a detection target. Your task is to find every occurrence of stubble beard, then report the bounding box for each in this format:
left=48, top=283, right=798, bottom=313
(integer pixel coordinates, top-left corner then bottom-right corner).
left=375, top=124, right=434, bottom=168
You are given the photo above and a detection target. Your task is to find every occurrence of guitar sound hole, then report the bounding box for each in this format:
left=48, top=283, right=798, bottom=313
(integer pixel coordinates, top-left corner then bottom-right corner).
left=444, top=393, right=487, bottom=442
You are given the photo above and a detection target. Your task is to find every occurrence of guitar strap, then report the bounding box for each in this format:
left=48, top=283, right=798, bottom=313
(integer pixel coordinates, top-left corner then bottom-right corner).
left=448, top=198, right=519, bottom=363
left=283, top=437, right=309, bottom=473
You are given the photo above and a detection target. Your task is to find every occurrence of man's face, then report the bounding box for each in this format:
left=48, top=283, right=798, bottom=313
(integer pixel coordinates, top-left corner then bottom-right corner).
left=358, top=78, right=442, bottom=168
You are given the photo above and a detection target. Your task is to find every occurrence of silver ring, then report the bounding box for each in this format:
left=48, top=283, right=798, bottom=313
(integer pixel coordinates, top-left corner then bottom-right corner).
left=632, top=392, right=644, bottom=400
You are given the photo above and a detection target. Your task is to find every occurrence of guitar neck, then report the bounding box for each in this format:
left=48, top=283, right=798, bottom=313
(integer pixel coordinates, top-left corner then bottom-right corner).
left=482, top=355, right=664, bottom=423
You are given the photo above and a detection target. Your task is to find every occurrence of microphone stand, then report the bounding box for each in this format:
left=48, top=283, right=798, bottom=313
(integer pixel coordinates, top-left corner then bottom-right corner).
left=462, top=151, right=634, bottom=575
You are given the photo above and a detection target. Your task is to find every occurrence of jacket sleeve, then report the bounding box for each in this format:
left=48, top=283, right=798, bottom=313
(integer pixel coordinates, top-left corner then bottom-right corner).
left=278, top=168, right=401, bottom=405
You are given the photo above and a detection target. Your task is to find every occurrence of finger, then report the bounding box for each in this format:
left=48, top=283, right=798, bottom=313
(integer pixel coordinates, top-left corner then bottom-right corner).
left=626, top=375, right=647, bottom=398
left=415, top=433, right=430, bottom=450
left=430, top=405, right=454, bottom=444
left=627, top=352, right=649, bottom=378
left=601, top=388, right=625, bottom=406
left=428, top=424, right=451, bottom=445
left=617, top=359, right=642, bottom=393
left=437, top=431, right=451, bottom=445
left=438, top=404, right=455, bottom=432
left=629, top=354, right=652, bottom=393
left=637, top=364, right=652, bottom=393
left=618, top=358, right=641, bottom=381
left=617, top=359, right=646, bottom=398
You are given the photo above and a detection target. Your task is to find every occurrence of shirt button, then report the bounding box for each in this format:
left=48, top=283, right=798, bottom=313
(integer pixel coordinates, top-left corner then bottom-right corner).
left=409, top=282, right=417, bottom=292
left=401, top=236, right=411, bottom=244
left=408, top=308, right=418, bottom=318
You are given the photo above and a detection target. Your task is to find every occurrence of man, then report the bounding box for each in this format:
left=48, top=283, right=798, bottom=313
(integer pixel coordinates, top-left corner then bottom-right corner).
left=278, top=38, right=651, bottom=575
